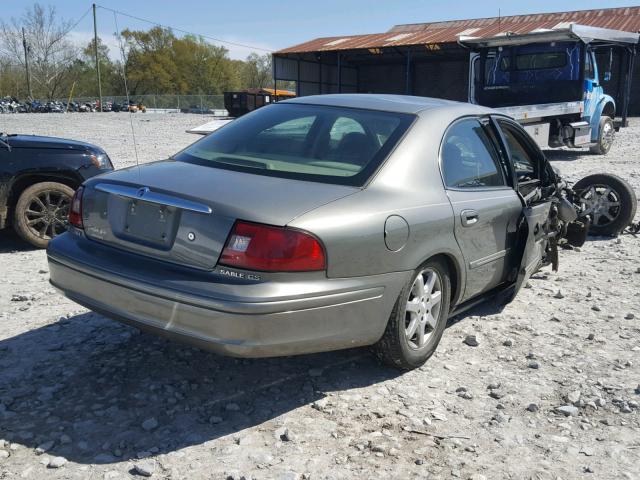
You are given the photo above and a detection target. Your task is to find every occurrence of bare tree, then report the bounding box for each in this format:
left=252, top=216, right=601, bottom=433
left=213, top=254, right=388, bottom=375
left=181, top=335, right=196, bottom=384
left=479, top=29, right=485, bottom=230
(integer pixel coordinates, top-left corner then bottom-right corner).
left=0, top=3, right=78, bottom=99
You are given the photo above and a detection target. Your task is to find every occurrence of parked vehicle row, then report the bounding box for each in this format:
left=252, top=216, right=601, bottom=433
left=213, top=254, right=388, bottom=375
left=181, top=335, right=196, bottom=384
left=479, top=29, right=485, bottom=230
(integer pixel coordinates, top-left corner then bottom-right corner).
left=0, top=98, right=66, bottom=113
left=0, top=97, right=147, bottom=113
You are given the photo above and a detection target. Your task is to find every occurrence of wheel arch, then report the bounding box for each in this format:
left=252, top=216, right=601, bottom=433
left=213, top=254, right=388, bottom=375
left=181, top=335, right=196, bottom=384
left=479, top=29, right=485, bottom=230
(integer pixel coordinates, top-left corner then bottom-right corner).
left=601, top=100, right=615, bottom=119
left=7, top=172, right=81, bottom=223
left=425, top=252, right=464, bottom=309
left=596, top=93, right=616, bottom=117
left=590, top=96, right=616, bottom=143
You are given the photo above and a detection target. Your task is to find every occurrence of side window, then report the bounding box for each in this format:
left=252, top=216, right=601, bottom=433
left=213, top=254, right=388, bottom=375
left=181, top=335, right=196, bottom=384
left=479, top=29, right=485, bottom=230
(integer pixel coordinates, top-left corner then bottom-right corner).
left=441, top=119, right=505, bottom=188
left=497, top=122, right=536, bottom=179
left=584, top=51, right=595, bottom=80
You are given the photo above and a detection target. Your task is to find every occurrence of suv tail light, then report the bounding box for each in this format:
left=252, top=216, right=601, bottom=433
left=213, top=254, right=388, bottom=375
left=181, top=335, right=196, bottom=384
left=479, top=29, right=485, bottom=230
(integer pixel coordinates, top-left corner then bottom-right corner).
left=220, top=221, right=326, bottom=272
left=68, top=186, right=84, bottom=229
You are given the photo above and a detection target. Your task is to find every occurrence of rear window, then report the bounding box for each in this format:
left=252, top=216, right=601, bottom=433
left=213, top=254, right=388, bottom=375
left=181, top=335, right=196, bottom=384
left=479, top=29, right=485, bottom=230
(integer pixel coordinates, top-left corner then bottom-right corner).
left=174, top=103, right=414, bottom=186
left=500, top=51, right=567, bottom=71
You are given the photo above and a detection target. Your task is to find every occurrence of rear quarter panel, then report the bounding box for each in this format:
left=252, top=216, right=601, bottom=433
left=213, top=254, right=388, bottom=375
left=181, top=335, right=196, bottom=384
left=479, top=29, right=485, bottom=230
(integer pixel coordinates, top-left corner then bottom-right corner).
left=289, top=110, right=465, bottom=292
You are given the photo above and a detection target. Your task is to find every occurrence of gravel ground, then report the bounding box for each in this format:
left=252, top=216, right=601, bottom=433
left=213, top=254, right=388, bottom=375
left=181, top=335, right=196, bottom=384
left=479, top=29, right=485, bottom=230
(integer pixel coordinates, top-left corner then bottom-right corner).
left=0, top=112, right=639, bottom=480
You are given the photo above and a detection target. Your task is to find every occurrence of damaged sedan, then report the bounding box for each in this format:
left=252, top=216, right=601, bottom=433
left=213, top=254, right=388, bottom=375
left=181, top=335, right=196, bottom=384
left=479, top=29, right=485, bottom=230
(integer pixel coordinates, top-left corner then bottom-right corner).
left=46, top=94, right=637, bottom=369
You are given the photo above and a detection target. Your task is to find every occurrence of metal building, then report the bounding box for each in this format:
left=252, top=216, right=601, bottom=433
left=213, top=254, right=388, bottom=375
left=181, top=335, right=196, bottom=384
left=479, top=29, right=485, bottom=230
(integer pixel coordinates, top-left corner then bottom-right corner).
left=273, top=6, right=640, bottom=112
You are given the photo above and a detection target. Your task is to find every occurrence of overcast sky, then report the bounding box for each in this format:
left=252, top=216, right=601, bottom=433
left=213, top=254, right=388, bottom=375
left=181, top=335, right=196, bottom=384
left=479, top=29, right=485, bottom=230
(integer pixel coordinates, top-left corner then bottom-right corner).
left=5, top=1, right=639, bottom=60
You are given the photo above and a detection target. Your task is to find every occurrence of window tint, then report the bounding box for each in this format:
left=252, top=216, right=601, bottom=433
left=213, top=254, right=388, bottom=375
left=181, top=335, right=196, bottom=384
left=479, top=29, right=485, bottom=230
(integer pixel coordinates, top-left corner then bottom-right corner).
left=175, top=104, right=414, bottom=186
left=441, top=119, right=505, bottom=188
left=498, top=122, right=536, bottom=178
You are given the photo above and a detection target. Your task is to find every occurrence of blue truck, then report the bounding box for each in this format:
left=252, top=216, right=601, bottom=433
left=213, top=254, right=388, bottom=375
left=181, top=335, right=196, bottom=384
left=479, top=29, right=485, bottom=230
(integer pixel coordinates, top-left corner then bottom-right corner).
left=464, top=24, right=639, bottom=154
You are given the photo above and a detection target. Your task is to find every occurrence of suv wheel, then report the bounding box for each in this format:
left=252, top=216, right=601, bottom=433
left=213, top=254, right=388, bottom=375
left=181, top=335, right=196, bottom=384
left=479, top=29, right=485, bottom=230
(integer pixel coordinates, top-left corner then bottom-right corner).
left=373, top=258, right=451, bottom=370
left=13, top=182, right=75, bottom=248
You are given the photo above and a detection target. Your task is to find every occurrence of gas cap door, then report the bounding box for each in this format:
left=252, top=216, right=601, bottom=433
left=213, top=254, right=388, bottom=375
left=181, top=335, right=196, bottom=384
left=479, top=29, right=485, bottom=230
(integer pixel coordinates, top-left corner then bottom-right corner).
left=384, top=215, right=409, bottom=251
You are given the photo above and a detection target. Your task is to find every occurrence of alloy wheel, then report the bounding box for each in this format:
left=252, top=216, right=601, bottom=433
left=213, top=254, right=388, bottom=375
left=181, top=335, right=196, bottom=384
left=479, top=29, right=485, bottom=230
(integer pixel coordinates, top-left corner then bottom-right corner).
left=579, top=184, right=621, bottom=228
left=404, top=268, right=443, bottom=349
left=24, top=190, right=70, bottom=240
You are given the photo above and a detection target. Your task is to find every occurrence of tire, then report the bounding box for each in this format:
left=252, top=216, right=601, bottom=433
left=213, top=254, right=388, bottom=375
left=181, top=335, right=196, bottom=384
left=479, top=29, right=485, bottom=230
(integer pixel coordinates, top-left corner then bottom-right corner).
left=13, top=181, right=75, bottom=248
left=589, top=116, right=614, bottom=155
left=373, top=258, right=451, bottom=370
left=574, top=173, right=637, bottom=236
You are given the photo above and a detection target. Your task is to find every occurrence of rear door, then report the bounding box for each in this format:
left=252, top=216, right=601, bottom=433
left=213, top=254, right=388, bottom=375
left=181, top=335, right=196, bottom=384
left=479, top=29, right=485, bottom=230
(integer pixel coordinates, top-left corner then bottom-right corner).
left=440, top=117, right=522, bottom=301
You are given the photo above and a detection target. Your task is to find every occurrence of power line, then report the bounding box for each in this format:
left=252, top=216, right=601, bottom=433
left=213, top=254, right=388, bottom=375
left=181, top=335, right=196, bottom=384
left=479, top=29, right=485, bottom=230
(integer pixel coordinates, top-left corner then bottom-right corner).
left=95, top=4, right=273, bottom=53
left=67, top=5, right=93, bottom=33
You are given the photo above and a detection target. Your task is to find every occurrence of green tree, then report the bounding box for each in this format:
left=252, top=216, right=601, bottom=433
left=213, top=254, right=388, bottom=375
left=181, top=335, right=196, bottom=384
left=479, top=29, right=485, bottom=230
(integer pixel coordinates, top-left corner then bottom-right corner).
left=241, top=53, right=273, bottom=89
left=121, top=26, right=177, bottom=94
left=60, top=37, right=122, bottom=99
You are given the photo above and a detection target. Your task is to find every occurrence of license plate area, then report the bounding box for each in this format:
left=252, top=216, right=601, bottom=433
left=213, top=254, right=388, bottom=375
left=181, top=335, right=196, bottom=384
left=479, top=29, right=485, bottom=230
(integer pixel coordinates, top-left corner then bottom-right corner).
left=121, top=199, right=179, bottom=249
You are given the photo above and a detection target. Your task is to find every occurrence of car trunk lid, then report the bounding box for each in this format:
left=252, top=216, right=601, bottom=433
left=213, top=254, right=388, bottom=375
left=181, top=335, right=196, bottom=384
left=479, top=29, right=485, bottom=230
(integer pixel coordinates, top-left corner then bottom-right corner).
left=81, top=160, right=357, bottom=270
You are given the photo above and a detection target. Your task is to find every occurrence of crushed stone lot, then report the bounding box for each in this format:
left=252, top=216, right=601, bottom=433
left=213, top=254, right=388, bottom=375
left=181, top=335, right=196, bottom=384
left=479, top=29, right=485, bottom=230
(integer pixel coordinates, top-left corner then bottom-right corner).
left=0, top=112, right=639, bottom=480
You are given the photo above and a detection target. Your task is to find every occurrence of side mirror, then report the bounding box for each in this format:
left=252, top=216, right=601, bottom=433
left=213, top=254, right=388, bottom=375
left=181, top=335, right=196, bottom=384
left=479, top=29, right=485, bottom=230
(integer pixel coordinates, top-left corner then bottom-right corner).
left=604, top=71, right=612, bottom=82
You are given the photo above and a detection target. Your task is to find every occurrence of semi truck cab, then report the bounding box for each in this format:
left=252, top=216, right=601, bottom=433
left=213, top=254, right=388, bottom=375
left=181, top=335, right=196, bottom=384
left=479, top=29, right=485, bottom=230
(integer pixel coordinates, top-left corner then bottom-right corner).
left=464, top=24, right=638, bottom=155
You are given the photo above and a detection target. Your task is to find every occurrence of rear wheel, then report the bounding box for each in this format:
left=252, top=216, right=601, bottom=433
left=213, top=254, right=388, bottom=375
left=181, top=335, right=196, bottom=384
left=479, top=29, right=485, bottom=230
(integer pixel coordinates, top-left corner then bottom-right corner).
left=589, top=116, right=614, bottom=155
left=373, top=258, right=451, bottom=370
left=13, top=181, right=75, bottom=248
left=574, top=173, right=637, bottom=236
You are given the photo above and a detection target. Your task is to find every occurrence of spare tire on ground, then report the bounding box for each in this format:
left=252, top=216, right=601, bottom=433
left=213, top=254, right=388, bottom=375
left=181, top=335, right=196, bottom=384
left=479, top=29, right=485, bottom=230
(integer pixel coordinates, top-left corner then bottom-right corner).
left=574, top=173, right=637, bottom=236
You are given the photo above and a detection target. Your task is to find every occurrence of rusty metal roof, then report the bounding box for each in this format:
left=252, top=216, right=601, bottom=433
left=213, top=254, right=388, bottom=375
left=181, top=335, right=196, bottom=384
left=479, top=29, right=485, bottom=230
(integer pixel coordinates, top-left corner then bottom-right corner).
left=276, top=6, right=640, bottom=54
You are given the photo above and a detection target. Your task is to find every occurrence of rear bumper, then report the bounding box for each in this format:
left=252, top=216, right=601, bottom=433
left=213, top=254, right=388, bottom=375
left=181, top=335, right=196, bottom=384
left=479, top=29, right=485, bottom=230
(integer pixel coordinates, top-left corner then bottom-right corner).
left=47, top=234, right=409, bottom=357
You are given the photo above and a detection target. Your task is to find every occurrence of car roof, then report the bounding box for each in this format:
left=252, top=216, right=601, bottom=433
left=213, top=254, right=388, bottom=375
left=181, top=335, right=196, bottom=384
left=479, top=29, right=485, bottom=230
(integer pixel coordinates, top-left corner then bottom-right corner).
left=282, top=94, right=495, bottom=116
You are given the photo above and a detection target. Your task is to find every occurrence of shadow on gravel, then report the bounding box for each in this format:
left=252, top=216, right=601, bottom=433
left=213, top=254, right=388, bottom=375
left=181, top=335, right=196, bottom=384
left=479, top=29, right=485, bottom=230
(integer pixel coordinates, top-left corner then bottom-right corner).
left=544, top=149, right=589, bottom=161
left=0, top=312, right=400, bottom=464
left=0, top=230, right=38, bottom=253
left=448, top=297, right=506, bottom=327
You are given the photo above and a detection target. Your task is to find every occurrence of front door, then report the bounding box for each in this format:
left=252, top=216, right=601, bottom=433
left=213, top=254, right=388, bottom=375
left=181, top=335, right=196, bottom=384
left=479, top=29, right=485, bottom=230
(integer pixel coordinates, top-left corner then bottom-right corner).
left=440, top=117, right=522, bottom=301
left=493, top=117, right=554, bottom=297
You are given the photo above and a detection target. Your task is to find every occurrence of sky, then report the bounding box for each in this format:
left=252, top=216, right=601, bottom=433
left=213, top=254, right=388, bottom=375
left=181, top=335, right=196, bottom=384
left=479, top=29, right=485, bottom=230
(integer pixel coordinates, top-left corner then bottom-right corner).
left=5, top=0, right=640, bottom=60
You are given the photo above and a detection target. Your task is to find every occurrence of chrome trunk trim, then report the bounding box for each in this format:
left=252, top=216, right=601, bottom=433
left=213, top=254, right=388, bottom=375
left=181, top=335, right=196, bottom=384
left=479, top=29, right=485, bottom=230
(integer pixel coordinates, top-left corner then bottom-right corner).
left=95, top=183, right=212, bottom=214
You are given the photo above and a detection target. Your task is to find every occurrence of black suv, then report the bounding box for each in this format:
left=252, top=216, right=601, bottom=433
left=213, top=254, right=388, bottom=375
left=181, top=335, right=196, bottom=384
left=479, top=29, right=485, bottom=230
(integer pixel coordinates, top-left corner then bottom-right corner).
left=0, top=133, right=114, bottom=247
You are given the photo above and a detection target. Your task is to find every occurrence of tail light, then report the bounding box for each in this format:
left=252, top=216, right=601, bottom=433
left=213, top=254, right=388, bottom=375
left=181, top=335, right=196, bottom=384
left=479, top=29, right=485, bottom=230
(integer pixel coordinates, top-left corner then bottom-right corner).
left=220, top=221, right=326, bottom=272
left=68, top=186, right=84, bottom=229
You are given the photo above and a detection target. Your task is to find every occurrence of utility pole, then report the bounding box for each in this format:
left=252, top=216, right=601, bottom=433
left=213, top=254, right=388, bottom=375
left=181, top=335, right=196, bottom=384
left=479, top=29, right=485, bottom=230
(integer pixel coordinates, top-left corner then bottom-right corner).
left=21, top=27, right=33, bottom=100
left=93, top=3, right=103, bottom=112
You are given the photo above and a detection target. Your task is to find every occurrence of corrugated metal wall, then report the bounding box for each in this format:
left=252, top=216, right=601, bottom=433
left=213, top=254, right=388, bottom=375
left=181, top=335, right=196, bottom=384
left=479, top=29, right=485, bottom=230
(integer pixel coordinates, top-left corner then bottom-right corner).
left=276, top=50, right=640, bottom=114
left=274, top=57, right=357, bottom=96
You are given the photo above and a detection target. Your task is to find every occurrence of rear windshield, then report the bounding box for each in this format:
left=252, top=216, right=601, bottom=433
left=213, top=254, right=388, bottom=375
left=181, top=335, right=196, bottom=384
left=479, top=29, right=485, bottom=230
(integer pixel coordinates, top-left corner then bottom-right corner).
left=500, top=51, right=567, bottom=71
left=174, top=103, right=414, bottom=186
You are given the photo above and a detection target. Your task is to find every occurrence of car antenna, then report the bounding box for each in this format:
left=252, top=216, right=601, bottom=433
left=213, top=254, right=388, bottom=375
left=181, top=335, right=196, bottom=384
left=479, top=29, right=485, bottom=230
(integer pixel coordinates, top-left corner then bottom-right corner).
left=112, top=11, right=141, bottom=181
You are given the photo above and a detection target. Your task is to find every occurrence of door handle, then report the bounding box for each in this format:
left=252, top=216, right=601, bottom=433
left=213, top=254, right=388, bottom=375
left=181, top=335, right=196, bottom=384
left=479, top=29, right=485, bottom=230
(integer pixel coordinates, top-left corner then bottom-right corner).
left=461, top=209, right=479, bottom=227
